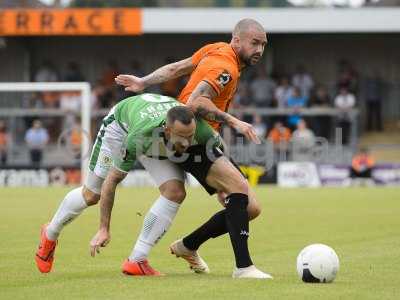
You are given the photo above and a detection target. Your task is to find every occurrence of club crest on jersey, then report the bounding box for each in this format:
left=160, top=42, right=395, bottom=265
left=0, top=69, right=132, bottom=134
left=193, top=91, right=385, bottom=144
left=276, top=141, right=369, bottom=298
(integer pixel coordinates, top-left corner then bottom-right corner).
left=217, top=71, right=231, bottom=88
left=103, top=155, right=112, bottom=165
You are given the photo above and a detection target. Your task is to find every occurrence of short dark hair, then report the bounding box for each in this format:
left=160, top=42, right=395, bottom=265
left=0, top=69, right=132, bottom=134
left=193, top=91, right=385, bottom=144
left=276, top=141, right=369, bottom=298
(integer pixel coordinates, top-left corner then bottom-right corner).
left=167, top=106, right=195, bottom=126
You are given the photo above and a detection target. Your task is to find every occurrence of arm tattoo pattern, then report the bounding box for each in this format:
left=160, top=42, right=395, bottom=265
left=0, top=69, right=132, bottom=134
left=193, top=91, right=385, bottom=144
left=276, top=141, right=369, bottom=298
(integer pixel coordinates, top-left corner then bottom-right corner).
left=189, top=81, right=230, bottom=123
left=196, top=106, right=229, bottom=123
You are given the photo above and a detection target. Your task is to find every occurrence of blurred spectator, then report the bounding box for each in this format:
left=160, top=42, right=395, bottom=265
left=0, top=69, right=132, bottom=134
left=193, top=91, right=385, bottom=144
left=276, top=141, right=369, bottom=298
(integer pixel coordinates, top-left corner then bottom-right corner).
left=337, top=60, right=358, bottom=95
left=291, top=119, right=315, bottom=161
left=60, top=91, right=81, bottom=130
left=287, top=87, right=308, bottom=128
left=64, top=62, right=85, bottom=82
left=22, top=93, right=44, bottom=109
left=100, top=60, right=120, bottom=105
left=310, top=86, right=332, bottom=140
left=90, top=79, right=114, bottom=109
left=365, top=71, right=383, bottom=131
left=25, top=120, right=49, bottom=168
left=334, top=87, right=356, bottom=145
left=0, top=120, right=9, bottom=165
left=249, top=67, right=276, bottom=107
left=268, top=121, right=291, bottom=161
left=274, top=76, right=293, bottom=108
left=90, top=81, right=106, bottom=110
left=335, top=87, right=356, bottom=109
left=292, top=65, right=314, bottom=98
left=252, top=114, right=267, bottom=138
left=128, top=60, right=144, bottom=77
left=102, top=60, right=120, bottom=89
left=97, top=88, right=116, bottom=108
left=34, top=61, right=60, bottom=108
left=41, top=92, right=60, bottom=108
left=161, top=57, right=182, bottom=98
left=270, top=64, right=286, bottom=82
left=69, top=123, right=82, bottom=160
left=233, top=82, right=251, bottom=107
left=268, top=121, right=291, bottom=144
left=34, top=61, right=59, bottom=82
left=350, top=148, right=375, bottom=186
left=310, top=86, right=331, bottom=107
left=60, top=91, right=81, bottom=111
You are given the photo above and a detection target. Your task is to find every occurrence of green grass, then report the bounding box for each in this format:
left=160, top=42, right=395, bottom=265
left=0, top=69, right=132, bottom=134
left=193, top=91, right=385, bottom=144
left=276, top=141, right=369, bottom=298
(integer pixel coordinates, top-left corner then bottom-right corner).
left=1, top=187, right=400, bottom=299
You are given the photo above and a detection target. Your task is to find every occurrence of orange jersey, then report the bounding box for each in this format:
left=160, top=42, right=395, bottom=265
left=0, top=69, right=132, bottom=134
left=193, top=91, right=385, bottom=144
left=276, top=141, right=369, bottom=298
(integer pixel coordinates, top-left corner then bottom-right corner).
left=352, top=154, right=375, bottom=171
left=178, top=42, right=241, bottom=130
left=0, top=132, right=7, bottom=147
left=268, top=127, right=291, bottom=144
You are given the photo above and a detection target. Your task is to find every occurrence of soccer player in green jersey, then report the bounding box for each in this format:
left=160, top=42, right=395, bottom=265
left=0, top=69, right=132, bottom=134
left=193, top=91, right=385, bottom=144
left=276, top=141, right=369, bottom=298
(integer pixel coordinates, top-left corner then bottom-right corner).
left=35, top=93, right=221, bottom=275
left=88, top=95, right=270, bottom=278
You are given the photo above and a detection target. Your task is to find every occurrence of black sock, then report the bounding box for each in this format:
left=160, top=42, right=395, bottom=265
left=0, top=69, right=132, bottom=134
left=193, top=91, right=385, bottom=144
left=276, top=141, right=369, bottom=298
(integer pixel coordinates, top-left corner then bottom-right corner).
left=225, top=193, right=253, bottom=268
left=182, top=210, right=227, bottom=251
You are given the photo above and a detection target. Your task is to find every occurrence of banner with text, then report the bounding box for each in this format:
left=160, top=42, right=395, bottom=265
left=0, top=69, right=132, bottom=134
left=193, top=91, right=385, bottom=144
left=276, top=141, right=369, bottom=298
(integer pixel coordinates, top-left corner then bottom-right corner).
left=278, top=162, right=400, bottom=187
left=1, top=164, right=398, bottom=187
left=0, top=8, right=142, bottom=36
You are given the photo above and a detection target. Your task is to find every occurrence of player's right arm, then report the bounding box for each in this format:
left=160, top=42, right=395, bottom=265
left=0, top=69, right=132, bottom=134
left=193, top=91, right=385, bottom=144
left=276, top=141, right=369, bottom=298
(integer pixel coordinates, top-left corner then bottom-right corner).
left=115, top=57, right=194, bottom=92
left=90, top=167, right=127, bottom=257
left=89, top=133, right=136, bottom=257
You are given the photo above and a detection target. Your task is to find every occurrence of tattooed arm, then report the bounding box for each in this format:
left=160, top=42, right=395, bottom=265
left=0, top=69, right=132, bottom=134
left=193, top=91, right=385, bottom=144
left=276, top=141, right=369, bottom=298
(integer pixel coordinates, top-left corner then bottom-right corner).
left=115, top=57, right=194, bottom=92
left=186, top=81, right=261, bottom=144
left=186, top=81, right=236, bottom=126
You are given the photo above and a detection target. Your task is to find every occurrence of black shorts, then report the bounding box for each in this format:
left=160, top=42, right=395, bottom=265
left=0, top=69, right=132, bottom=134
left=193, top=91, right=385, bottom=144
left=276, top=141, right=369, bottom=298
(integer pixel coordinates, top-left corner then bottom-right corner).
left=176, top=145, right=244, bottom=195
left=351, top=168, right=372, bottom=178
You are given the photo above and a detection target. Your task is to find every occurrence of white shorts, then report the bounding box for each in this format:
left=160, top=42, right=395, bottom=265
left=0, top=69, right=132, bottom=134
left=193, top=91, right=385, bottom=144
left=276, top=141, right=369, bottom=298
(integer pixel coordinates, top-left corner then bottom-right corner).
left=85, top=108, right=184, bottom=194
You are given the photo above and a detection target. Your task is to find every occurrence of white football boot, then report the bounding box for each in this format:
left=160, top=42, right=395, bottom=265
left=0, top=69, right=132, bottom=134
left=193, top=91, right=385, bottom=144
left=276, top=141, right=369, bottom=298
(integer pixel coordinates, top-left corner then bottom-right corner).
left=232, top=265, right=273, bottom=279
left=170, top=239, right=210, bottom=274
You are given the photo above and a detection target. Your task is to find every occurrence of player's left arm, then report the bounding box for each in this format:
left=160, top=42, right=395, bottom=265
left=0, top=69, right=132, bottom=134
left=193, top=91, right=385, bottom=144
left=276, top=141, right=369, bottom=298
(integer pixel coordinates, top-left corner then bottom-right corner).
left=186, top=81, right=261, bottom=144
left=90, top=167, right=127, bottom=257
left=115, top=57, right=194, bottom=92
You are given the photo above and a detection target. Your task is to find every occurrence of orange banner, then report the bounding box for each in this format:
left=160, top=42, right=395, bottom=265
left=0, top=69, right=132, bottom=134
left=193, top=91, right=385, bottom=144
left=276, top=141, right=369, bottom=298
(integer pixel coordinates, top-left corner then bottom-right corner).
left=0, top=8, right=142, bottom=36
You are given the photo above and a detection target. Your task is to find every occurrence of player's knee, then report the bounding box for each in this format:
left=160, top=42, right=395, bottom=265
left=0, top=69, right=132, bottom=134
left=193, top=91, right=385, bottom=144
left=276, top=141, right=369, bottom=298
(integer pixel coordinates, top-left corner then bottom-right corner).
left=82, top=187, right=100, bottom=206
left=248, top=203, right=262, bottom=220
left=163, top=188, right=186, bottom=203
left=160, top=182, right=186, bottom=204
left=247, top=193, right=262, bottom=220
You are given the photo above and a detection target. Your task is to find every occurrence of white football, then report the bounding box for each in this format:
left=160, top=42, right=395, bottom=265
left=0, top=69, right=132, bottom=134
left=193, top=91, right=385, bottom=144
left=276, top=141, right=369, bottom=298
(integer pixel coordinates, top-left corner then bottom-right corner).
left=296, top=244, right=339, bottom=283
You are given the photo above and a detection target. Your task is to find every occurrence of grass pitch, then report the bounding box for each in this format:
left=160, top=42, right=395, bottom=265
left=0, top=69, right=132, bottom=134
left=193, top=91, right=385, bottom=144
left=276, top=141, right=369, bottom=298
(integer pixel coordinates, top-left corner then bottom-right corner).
left=1, top=186, right=400, bottom=300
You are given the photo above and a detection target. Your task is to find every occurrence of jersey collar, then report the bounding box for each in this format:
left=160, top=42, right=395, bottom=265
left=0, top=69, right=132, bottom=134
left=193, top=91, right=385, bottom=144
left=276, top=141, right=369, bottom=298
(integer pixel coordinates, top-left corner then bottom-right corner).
left=229, top=45, right=243, bottom=72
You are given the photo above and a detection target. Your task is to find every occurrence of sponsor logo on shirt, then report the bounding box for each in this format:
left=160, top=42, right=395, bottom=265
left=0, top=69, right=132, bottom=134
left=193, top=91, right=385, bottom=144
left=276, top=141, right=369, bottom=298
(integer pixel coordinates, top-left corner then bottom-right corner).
left=217, top=71, right=232, bottom=88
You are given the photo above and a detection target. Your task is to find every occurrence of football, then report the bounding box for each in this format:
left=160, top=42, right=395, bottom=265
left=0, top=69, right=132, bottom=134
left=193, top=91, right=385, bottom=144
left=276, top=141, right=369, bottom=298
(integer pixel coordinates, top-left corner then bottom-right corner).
left=296, top=244, right=340, bottom=283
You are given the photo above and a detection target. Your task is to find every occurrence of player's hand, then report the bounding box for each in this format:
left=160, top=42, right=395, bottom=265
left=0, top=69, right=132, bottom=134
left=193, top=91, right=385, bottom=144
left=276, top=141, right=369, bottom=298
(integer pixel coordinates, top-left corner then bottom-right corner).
left=90, top=228, right=111, bottom=257
left=233, top=120, right=261, bottom=144
left=115, top=74, right=146, bottom=92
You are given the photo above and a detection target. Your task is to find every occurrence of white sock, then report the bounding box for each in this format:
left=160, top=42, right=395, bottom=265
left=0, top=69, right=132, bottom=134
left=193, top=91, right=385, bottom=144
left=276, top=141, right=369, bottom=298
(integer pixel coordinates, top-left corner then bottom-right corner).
left=46, top=187, right=88, bottom=240
left=129, top=195, right=180, bottom=262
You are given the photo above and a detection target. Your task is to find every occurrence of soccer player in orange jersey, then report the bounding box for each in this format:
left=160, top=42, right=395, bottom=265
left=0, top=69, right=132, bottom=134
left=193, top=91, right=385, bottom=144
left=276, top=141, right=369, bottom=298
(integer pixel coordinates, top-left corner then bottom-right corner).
left=116, top=19, right=271, bottom=279
left=116, top=18, right=266, bottom=142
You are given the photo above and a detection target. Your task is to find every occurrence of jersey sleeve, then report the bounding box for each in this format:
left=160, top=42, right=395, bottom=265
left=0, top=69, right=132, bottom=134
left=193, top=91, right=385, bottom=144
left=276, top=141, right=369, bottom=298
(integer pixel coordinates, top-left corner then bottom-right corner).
left=191, top=44, right=214, bottom=66
left=113, top=132, right=138, bottom=173
left=197, top=57, right=234, bottom=96
left=194, top=118, right=223, bottom=148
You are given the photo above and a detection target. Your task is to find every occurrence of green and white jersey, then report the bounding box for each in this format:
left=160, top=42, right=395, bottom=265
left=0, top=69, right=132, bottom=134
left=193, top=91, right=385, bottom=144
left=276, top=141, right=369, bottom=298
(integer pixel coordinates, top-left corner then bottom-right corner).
left=109, top=93, right=221, bottom=173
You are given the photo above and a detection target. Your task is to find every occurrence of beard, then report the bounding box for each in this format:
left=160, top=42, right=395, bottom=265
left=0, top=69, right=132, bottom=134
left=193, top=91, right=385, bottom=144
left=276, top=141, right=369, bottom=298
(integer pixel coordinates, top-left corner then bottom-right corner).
left=238, top=51, right=260, bottom=67
left=238, top=52, right=252, bottom=67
